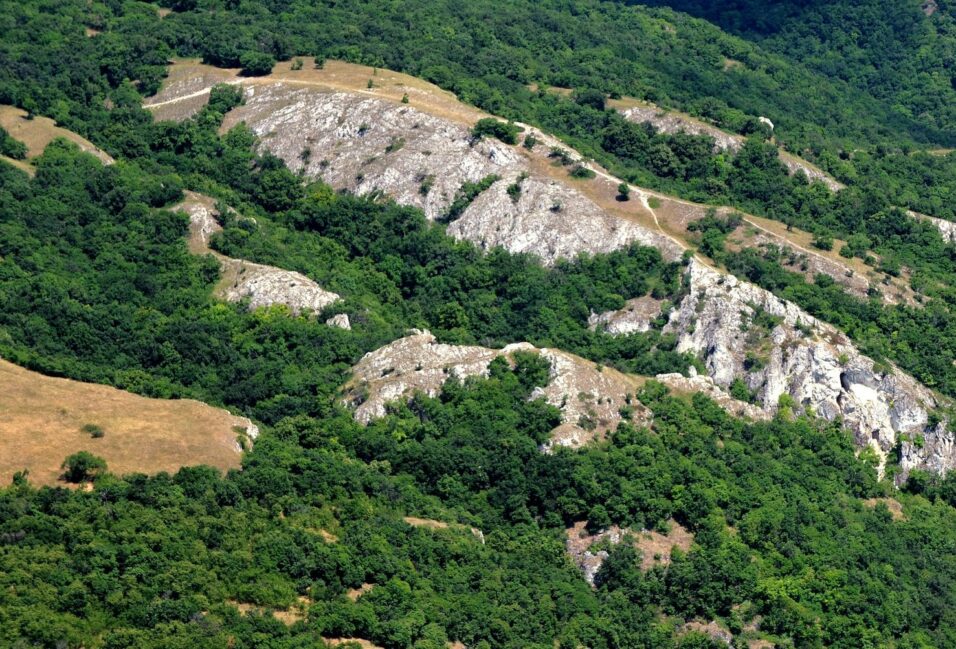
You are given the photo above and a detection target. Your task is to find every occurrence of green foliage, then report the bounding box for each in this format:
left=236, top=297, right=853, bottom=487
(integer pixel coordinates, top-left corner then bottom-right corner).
left=812, top=232, right=834, bottom=251
left=239, top=51, right=276, bottom=76
left=647, top=0, right=956, bottom=137
left=471, top=118, right=521, bottom=145
left=81, top=423, right=105, bottom=438
left=573, top=88, right=606, bottom=111
left=440, top=173, right=501, bottom=222
left=0, top=127, right=27, bottom=160
left=61, top=451, right=107, bottom=482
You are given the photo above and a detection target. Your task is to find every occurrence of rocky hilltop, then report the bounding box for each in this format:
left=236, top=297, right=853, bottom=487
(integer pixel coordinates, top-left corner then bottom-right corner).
left=222, top=84, right=683, bottom=264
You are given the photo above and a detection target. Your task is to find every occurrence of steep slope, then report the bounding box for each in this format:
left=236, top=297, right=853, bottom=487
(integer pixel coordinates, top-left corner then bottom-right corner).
left=592, top=259, right=951, bottom=476
left=174, top=191, right=341, bottom=316
left=148, top=60, right=683, bottom=264
left=0, top=358, right=257, bottom=486
left=151, top=61, right=951, bottom=477
left=148, top=60, right=911, bottom=303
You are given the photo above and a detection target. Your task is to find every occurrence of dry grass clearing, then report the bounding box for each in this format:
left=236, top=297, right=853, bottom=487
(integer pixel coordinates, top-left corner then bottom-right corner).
left=0, top=105, right=113, bottom=163
left=0, top=154, right=34, bottom=176
left=634, top=521, right=694, bottom=570
left=863, top=497, right=906, bottom=521
left=403, top=516, right=450, bottom=530
left=148, top=58, right=486, bottom=127
left=345, top=583, right=375, bottom=601
left=0, top=359, right=254, bottom=486
left=324, top=639, right=385, bottom=649
left=227, top=596, right=311, bottom=625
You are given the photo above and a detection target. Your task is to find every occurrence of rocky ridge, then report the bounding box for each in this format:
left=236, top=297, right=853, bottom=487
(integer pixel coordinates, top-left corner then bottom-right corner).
left=345, top=330, right=648, bottom=449
left=174, top=192, right=340, bottom=316
left=222, top=84, right=684, bottom=264
left=154, top=65, right=952, bottom=477
left=592, top=259, right=951, bottom=477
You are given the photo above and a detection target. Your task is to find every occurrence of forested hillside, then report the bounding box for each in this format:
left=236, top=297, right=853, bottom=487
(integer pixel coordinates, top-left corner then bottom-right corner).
left=642, top=0, right=956, bottom=134
left=3, top=1, right=956, bottom=648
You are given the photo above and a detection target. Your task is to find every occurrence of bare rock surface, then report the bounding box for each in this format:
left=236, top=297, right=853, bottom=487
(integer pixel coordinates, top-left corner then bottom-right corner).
left=594, top=258, right=946, bottom=477
left=621, top=104, right=742, bottom=152
left=219, top=261, right=340, bottom=314
left=222, top=84, right=682, bottom=264
left=589, top=295, right=665, bottom=335
left=172, top=192, right=340, bottom=316
left=619, top=103, right=844, bottom=191
left=345, top=330, right=648, bottom=448
left=326, top=313, right=352, bottom=330
left=909, top=209, right=956, bottom=244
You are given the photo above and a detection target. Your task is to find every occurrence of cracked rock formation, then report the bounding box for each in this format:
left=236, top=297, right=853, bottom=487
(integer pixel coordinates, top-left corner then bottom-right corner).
left=173, top=192, right=340, bottom=316
left=344, top=330, right=648, bottom=448
left=222, top=85, right=682, bottom=264
left=593, top=259, right=948, bottom=478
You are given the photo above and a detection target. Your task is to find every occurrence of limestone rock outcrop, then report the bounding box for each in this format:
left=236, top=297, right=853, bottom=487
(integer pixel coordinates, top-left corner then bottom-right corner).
left=344, top=330, right=648, bottom=448
left=222, top=85, right=682, bottom=264
left=173, top=192, right=340, bottom=316
left=219, top=261, right=340, bottom=314
left=593, top=259, right=946, bottom=477
left=588, top=295, right=666, bottom=335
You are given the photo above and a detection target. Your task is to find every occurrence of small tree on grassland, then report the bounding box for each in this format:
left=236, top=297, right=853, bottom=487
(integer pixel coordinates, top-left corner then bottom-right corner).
left=61, top=452, right=107, bottom=483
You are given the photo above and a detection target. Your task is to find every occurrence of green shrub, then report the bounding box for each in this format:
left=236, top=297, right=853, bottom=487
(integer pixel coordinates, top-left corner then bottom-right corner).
left=61, top=451, right=107, bottom=482
left=81, top=423, right=105, bottom=439
left=239, top=51, right=276, bottom=76
left=471, top=118, right=521, bottom=144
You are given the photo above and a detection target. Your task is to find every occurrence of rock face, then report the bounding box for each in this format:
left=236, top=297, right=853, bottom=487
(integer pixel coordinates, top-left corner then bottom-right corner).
left=619, top=104, right=844, bottom=191
left=345, top=330, right=648, bottom=448
left=173, top=192, right=340, bottom=316
left=589, top=295, right=665, bottom=335
left=910, top=209, right=956, bottom=244
left=220, top=261, right=341, bottom=314
left=593, top=259, right=946, bottom=477
left=222, top=84, right=682, bottom=264
left=326, top=313, right=352, bottom=330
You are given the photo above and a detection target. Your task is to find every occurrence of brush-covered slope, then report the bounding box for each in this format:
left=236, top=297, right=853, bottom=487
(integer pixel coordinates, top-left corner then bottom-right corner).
left=147, top=61, right=952, bottom=477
